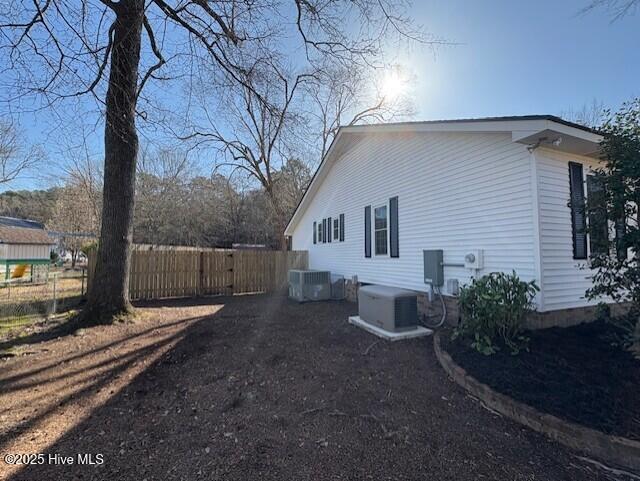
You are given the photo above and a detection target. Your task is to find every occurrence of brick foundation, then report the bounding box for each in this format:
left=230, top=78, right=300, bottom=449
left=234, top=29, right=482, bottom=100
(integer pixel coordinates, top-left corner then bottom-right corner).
left=525, top=302, right=631, bottom=330
left=417, top=292, right=460, bottom=326
left=344, top=280, right=628, bottom=330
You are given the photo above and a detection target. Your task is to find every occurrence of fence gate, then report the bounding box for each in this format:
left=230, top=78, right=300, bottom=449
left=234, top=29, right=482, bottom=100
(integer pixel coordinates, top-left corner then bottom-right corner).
left=87, top=248, right=308, bottom=301
left=200, top=250, right=234, bottom=297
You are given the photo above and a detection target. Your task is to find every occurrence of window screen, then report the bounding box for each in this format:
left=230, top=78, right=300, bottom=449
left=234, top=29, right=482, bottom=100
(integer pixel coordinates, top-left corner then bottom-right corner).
left=586, top=175, right=609, bottom=256
left=374, top=205, right=388, bottom=255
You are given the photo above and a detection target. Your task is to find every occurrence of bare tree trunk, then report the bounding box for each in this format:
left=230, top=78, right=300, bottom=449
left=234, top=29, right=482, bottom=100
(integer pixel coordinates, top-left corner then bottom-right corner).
left=82, top=1, right=144, bottom=323
left=265, top=187, right=287, bottom=251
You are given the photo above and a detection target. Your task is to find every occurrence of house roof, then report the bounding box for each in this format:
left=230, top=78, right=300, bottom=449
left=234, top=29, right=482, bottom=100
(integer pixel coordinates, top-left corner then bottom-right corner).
left=339, top=115, right=600, bottom=135
left=284, top=115, right=603, bottom=235
left=0, top=216, right=54, bottom=245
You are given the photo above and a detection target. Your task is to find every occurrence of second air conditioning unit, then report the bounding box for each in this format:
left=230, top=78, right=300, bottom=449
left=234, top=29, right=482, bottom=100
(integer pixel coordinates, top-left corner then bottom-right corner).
left=288, top=270, right=331, bottom=302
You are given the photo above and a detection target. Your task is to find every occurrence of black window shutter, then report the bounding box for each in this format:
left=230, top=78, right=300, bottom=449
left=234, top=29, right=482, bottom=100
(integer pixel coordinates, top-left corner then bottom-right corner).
left=389, top=196, right=399, bottom=258
left=569, top=162, right=587, bottom=259
left=313, top=222, right=317, bottom=244
left=322, top=219, right=326, bottom=243
left=364, top=206, right=371, bottom=258
left=328, top=217, right=332, bottom=243
left=339, top=214, right=345, bottom=241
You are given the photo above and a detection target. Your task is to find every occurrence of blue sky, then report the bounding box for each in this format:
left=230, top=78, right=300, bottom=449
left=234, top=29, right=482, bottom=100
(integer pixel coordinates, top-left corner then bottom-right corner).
left=5, top=0, right=639, bottom=191
left=406, top=0, right=639, bottom=119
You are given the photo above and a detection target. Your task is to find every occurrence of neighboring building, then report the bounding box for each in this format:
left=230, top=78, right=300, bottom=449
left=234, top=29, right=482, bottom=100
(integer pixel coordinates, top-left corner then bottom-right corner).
left=285, top=115, right=610, bottom=328
left=0, top=216, right=54, bottom=280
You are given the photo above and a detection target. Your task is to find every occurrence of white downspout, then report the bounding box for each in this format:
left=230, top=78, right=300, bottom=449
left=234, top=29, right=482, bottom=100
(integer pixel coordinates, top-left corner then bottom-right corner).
left=528, top=146, right=545, bottom=312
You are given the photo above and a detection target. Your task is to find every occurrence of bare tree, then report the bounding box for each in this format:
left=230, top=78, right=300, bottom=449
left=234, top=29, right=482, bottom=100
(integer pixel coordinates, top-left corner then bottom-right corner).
left=307, top=64, right=415, bottom=160
left=581, top=0, right=640, bottom=19
left=560, top=99, right=607, bottom=129
left=184, top=58, right=312, bottom=247
left=1, top=0, right=426, bottom=323
left=0, top=120, right=43, bottom=185
left=61, top=142, right=104, bottom=230
left=134, top=147, right=200, bottom=246
left=183, top=58, right=417, bottom=248
left=50, top=181, right=100, bottom=268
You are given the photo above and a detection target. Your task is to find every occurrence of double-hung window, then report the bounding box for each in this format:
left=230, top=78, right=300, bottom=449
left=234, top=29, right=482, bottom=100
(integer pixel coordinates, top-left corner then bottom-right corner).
left=374, top=205, right=388, bottom=255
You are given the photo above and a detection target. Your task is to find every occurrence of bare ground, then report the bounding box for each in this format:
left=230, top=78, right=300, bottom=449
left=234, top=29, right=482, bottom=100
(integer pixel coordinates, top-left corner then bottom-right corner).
left=0, top=295, right=635, bottom=480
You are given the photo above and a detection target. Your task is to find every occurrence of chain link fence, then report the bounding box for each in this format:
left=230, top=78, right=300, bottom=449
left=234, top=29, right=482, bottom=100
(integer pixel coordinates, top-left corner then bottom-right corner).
left=0, top=267, right=87, bottom=339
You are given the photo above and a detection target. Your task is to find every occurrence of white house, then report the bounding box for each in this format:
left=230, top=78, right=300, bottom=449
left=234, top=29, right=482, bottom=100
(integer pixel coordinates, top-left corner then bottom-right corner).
left=284, top=115, right=614, bottom=327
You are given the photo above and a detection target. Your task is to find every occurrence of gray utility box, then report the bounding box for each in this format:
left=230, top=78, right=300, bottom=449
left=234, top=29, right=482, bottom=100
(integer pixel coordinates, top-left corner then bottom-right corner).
left=358, top=285, right=418, bottom=332
left=288, top=270, right=331, bottom=302
left=423, top=249, right=444, bottom=286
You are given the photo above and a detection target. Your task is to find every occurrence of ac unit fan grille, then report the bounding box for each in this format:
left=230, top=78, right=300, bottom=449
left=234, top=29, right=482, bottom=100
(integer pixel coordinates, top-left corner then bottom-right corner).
left=303, top=271, right=330, bottom=284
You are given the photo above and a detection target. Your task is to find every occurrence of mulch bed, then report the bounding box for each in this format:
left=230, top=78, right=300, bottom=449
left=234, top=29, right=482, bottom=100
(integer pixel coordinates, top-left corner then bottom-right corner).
left=2, top=296, right=636, bottom=480
left=442, top=321, right=640, bottom=441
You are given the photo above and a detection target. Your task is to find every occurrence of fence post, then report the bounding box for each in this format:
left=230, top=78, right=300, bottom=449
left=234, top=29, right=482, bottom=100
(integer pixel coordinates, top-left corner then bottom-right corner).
left=197, top=250, right=204, bottom=297
left=52, top=273, right=57, bottom=314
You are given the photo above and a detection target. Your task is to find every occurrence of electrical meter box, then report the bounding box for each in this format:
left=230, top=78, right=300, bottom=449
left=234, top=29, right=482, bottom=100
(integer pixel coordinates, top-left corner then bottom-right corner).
left=423, top=249, right=444, bottom=286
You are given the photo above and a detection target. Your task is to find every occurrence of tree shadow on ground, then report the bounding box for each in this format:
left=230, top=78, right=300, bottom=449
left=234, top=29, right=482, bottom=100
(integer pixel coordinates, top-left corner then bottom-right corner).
left=0, top=295, right=228, bottom=354
left=0, top=295, right=232, bottom=480
left=2, top=294, right=623, bottom=481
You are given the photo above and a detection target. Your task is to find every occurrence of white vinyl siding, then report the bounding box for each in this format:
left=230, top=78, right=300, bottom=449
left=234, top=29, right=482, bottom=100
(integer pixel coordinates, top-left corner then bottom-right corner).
left=291, top=131, right=537, bottom=297
left=535, top=148, right=603, bottom=311
left=0, top=244, right=50, bottom=261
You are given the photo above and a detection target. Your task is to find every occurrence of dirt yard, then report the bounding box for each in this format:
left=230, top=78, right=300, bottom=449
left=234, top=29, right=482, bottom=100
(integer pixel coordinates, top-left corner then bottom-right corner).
left=0, top=295, right=634, bottom=480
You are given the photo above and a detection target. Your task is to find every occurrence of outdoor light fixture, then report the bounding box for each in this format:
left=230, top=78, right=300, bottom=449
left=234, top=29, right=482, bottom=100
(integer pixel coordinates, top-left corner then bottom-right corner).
left=527, top=136, right=563, bottom=152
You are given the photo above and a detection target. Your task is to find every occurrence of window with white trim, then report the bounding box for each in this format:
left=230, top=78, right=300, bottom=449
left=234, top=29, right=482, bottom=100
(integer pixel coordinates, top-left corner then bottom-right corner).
left=333, top=218, right=339, bottom=240
left=374, top=205, right=388, bottom=255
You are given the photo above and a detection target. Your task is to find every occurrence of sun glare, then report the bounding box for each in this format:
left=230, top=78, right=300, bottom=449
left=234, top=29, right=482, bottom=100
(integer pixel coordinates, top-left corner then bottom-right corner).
left=381, top=69, right=407, bottom=101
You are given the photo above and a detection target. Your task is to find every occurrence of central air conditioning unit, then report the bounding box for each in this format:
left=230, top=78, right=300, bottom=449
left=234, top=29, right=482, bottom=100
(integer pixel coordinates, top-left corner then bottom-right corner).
left=358, top=285, right=418, bottom=332
left=288, top=270, right=331, bottom=302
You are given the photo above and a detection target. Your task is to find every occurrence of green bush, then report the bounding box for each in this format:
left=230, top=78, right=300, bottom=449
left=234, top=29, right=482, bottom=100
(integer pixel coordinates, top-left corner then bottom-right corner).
left=455, top=271, right=539, bottom=355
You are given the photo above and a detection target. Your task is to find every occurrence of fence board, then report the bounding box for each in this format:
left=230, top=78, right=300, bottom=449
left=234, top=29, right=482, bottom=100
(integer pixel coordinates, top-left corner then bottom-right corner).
left=87, top=248, right=307, bottom=301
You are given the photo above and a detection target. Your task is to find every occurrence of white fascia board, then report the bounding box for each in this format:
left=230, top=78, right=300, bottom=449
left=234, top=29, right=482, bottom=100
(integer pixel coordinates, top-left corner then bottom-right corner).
left=341, top=119, right=543, bottom=135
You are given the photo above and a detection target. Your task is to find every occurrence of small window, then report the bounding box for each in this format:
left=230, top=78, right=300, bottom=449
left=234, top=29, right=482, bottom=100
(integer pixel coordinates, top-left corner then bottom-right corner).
left=333, top=218, right=339, bottom=240
left=374, top=205, right=388, bottom=255
left=586, top=175, right=609, bottom=256
left=317, top=222, right=322, bottom=244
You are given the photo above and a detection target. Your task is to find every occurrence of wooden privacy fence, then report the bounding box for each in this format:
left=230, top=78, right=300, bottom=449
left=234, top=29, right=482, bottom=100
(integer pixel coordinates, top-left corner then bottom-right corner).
left=87, top=248, right=308, bottom=301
